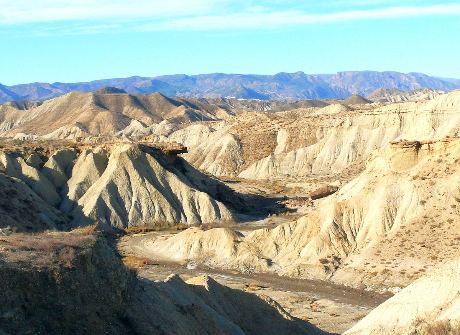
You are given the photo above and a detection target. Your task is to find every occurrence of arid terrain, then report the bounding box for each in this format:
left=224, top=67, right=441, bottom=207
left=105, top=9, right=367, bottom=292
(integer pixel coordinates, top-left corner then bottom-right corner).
left=1, top=87, right=460, bottom=334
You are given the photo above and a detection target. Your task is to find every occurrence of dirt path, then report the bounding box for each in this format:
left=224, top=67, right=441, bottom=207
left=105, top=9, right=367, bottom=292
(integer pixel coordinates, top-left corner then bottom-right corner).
left=119, top=233, right=391, bottom=334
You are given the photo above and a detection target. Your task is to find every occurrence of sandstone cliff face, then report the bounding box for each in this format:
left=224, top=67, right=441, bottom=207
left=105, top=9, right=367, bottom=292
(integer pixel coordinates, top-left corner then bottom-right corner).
left=154, top=91, right=460, bottom=179
left=239, top=91, right=460, bottom=179
left=169, top=124, right=244, bottom=176
left=344, top=259, right=460, bottom=335
left=0, top=143, right=235, bottom=228
left=142, top=138, right=460, bottom=289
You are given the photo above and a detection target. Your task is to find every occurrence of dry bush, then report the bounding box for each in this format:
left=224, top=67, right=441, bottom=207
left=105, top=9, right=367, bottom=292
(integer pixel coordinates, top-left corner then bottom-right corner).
left=414, top=320, right=460, bottom=335
left=170, top=223, right=189, bottom=231
left=0, top=231, right=95, bottom=267
left=72, top=224, right=97, bottom=235
left=125, top=226, right=156, bottom=234
left=122, top=255, right=156, bottom=269
left=125, top=223, right=188, bottom=235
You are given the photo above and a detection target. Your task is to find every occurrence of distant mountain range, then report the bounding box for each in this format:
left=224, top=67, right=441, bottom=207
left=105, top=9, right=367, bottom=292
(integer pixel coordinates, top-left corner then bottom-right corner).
left=1, top=71, right=459, bottom=103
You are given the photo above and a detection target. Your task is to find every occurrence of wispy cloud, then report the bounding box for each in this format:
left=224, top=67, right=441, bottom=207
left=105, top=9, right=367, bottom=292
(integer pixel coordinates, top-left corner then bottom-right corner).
left=0, top=0, right=231, bottom=24
left=1, top=1, right=459, bottom=34
left=155, top=4, right=460, bottom=30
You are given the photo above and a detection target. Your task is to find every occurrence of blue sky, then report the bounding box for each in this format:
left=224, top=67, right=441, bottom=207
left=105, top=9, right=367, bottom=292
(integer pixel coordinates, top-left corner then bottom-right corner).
left=1, top=0, right=460, bottom=85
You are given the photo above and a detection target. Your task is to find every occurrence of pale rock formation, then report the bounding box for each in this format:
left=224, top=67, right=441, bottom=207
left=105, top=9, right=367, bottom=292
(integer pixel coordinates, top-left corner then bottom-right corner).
left=75, top=144, right=233, bottom=227
left=146, top=228, right=246, bottom=265
left=0, top=152, right=61, bottom=206
left=0, top=143, right=235, bottom=228
left=368, top=88, right=443, bottom=103
left=42, top=124, right=90, bottom=140
left=0, top=173, right=69, bottom=232
left=116, top=119, right=177, bottom=139
left=239, top=91, right=460, bottom=179
left=41, top=148, right=77, bottom=188
left=60, top=147, right=109, bottom=212
left=13, top=132, right=39, bottom=141
left=170, top=124, right=244, bottom=176
left=274, top=128, right=289, bottom=155
left=344, top=259, right=460, bottom=335
left=142, top=138, right=460, bottom=289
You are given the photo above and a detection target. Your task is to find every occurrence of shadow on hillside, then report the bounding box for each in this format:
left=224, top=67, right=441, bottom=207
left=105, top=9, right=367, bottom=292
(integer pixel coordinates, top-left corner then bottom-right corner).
left=0, top=230, right=333, bottom=335
left=144, top=145, right=293, bottom=220
left=0, top=172, right=71, bottom=234
left=129, top=273, right=333, bottom=335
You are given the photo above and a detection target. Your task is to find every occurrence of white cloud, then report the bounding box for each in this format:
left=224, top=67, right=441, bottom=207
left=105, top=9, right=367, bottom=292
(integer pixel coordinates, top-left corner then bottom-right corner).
left=0, top=1, right=459, bottom=33
left=154, top=4, right=460, bottom=30
left=0, top=0, right=230, bottom=24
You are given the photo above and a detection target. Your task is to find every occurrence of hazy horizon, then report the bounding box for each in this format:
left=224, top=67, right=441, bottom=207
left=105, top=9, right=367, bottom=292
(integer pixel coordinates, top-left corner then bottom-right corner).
left=1, top=1, right=460, bottom=85
left=2, top=69, right=460, bottom=87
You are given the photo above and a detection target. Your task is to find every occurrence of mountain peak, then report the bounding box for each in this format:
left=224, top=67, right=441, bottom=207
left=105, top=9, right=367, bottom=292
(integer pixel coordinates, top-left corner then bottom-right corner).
left=94, top=87, right=127, bottom=94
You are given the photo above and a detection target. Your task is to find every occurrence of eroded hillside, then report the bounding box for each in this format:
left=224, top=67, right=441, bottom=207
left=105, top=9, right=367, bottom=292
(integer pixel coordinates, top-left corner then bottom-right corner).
left=2, top=88, right=460, bottom=334
left=3, top=89, right=460, bottom=184
left=172, top=90, right=460, bottom=179
left=0, top=140, right=243, bottom=229
left=133, top=138, right=460, bottom=291
left=0, top=228, right=322, bottom=335
left=345, top=258, right=460, bottom=335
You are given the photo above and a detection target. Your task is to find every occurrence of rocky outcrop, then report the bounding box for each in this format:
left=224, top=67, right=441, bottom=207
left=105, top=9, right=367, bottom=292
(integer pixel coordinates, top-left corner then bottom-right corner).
left=0, top=151, right=62, bottom=206
left=344, top=259, right=460, bottom=335
left=169, top=124, right=244, bottom=176
left=0, top=231, right=133, bottom=334
left=0, top=143, right=236, bottom=228
left=75, top=144, right=233, bottom=228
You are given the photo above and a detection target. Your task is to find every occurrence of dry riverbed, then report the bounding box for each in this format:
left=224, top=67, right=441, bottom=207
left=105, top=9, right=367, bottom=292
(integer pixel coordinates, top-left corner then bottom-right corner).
left=118, top=232, right=391, bottom=334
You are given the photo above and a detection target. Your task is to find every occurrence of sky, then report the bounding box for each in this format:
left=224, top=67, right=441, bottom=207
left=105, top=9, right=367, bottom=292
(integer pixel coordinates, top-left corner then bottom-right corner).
left=1, top=0, right=460, bottom=85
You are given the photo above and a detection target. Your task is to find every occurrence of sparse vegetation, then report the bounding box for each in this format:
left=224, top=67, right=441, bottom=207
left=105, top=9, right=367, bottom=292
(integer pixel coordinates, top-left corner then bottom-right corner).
left=122, top=255, right=156, bottom=269
left=412, top=320, right=460, bottom=335
left=125, top=223, right=189, bottom=235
